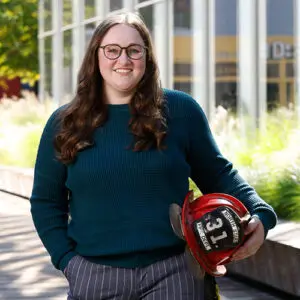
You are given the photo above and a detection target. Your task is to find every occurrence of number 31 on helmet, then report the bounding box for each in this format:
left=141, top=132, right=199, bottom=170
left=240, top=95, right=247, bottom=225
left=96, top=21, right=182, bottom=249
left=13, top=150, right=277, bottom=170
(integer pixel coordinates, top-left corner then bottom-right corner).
left=169, top=191, right=251, bottom=278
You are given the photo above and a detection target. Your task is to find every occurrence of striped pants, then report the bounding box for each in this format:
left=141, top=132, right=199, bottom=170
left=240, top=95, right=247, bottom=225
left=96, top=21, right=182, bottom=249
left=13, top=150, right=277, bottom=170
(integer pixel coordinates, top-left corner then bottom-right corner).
left=64, top=252, right=204, bottom=300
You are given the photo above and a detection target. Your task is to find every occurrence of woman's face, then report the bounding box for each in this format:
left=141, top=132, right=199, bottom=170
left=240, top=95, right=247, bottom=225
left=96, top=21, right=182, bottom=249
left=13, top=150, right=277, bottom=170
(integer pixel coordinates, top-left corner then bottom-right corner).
left=98, top=24, right=146, bottom=97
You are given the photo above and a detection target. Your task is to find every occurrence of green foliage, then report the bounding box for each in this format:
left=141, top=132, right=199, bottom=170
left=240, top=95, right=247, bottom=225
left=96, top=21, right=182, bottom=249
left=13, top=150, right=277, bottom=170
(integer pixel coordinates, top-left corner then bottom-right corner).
left=189, top=179, right=202, bottom=198
left=245, top=166, right=300, bottom=221
left=0, top=1, right=96, bottom=86
left=193, top=106, right=300, bottom=221
left=236, top=111, right=297, bottom=167
left=0, top=0, right=38, bottom=84
left=211, top=106, right=300, bottom=170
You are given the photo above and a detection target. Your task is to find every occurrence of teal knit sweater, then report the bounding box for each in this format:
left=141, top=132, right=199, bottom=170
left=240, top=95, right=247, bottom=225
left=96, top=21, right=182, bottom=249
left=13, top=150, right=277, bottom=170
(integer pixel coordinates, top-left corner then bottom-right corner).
left=30, top=89, right=277, bottom=272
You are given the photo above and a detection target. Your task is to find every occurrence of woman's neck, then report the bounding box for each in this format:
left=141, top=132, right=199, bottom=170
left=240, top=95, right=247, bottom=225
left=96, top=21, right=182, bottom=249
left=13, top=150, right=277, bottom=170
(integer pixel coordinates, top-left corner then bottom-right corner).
left=103, top=85, right=135, bottom=105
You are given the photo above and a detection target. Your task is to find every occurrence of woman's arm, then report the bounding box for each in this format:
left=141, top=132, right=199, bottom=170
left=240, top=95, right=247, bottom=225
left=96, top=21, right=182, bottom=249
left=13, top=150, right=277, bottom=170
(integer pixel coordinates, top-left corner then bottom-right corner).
left=185, top=96, right=277, bottom=237
left=30, top=108, right=77, bottom=271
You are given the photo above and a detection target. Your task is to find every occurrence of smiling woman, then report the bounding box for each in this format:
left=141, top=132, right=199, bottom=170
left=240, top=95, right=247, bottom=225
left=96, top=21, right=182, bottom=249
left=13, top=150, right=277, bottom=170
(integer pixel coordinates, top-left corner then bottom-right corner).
left=53, top=12, right=164, bottom=163
left=30, top=11, right=277, bottom=300
left=98, top=24, right=147, bottom=103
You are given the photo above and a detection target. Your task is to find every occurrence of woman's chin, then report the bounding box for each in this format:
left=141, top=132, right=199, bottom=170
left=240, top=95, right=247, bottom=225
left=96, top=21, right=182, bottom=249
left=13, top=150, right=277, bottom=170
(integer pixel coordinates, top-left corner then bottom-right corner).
left=115, top=84, right=136, bottom=93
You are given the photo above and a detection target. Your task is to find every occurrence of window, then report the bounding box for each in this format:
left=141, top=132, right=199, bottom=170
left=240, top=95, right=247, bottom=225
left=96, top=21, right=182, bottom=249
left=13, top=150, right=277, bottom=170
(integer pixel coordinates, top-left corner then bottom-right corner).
left=174, top=64, right=191, bottom=76
left=63, top=0, right=72, bottom=26
left=215, top=82, right=237, bottom=111
left=44, top=37, right=52, bottom=96
left=286, top=63, right=294, bottom=78
left=44, top=0, right=52, bottom=31
left=215, top=0, right=237, bottom=36
left=174, top=82, right=191, bottom=94
left=85, top=23, right=96, bottom=49
left=85, top=0, right=96, bottom=19
left=138, top=5, right=153, bottom=33
left=215, top=63, right=237, bottom=77
left=267, top=83, right=279, bottom=110
left=174, top=0, right=191, bottom=29
left=267, top=63, right=279, bottom=78
left=110, top=0, right=122, bottom=11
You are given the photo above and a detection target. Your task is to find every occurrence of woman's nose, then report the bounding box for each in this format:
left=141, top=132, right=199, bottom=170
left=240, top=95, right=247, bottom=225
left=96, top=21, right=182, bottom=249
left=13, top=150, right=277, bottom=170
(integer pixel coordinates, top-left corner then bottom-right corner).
left=118, top=49, right=131, bottom=63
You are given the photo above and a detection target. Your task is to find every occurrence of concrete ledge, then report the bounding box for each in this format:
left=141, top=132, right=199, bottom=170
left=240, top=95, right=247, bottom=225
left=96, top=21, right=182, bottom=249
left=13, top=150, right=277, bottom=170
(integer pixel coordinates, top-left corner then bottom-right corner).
left=0, top=165, right=299, bottom=297
left=0, top=166, right=33, bottom=198
left=227, top=221, right=300, bottom=297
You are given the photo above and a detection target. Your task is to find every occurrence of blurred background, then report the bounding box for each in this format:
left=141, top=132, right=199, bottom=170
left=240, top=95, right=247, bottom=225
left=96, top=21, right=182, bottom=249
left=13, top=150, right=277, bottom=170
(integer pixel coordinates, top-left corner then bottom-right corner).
left=1, top=0, right=300, bottom=221
left=0, top=0, right=300, bottom=299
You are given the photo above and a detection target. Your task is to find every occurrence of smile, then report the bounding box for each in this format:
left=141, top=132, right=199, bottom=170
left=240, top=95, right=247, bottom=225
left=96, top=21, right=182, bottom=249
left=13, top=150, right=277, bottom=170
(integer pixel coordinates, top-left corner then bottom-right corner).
left=114, top=69, right=132, bottom=73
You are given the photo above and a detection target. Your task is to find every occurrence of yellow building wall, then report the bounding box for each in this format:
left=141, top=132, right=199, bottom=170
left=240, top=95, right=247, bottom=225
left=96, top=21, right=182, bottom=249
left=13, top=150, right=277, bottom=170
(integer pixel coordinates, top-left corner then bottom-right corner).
left=174, top=35, right=294, bottom=61
left=173, top=35, right=295, bottom=106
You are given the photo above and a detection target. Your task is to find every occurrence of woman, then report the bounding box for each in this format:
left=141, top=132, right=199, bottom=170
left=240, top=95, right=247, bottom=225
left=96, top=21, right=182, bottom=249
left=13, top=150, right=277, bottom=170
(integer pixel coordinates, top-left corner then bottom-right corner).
left=30, top=12, right=277, bottom=300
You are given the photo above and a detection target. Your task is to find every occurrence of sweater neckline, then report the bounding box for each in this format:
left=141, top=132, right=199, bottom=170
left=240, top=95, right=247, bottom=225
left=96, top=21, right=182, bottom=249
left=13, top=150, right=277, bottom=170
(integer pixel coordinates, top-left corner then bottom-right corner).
left=107, top=103, right=130, bottom=113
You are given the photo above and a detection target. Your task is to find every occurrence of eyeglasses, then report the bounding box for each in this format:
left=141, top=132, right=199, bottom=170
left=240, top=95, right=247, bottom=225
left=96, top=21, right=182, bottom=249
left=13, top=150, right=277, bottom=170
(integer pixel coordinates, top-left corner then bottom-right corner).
left=99, top=44, right=146, bottom=60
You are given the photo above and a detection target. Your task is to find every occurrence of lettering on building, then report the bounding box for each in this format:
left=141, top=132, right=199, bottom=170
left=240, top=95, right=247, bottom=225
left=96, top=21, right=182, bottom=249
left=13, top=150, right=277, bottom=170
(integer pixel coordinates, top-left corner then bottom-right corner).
left=268, top=41, right=294, bottom=60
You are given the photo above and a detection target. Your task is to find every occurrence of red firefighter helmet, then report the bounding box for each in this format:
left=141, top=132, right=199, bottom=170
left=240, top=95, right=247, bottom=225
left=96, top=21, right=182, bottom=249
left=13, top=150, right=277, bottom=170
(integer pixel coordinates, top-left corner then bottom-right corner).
left=169, top=191, right=251, bottom=277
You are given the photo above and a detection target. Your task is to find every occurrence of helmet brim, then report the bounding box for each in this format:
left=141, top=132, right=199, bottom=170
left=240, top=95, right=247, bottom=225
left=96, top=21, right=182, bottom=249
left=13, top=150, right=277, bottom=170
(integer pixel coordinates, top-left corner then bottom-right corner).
left=169, top=203, right=185, bottom=240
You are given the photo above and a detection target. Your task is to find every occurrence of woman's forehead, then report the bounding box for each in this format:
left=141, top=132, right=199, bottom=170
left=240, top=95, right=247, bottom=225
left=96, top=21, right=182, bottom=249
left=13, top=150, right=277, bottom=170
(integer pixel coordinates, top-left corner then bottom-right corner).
left=101, top=24, right=144, bottom=46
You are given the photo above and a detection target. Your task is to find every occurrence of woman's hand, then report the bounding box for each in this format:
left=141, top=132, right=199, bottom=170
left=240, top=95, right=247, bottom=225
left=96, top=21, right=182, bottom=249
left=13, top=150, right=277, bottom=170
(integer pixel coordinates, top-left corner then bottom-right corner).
left=231, top=216, right=265, bottom=261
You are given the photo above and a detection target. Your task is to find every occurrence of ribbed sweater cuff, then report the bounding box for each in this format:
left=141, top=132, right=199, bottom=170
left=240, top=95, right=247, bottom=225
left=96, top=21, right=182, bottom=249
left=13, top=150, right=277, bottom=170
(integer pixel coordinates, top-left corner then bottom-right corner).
left=58, top=251, right=78, bottom=272
left=253, top=211, right=275, bottom=239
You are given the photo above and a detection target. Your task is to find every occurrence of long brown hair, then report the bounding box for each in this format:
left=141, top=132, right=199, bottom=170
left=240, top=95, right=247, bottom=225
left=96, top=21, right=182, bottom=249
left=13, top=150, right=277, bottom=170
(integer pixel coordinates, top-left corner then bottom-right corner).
left=54, top=12, right=167, bottom=164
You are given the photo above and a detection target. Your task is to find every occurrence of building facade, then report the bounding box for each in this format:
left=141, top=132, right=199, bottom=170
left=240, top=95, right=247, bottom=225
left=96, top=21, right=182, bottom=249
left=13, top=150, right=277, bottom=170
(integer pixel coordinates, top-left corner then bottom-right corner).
left=38, top=0, right=300, bottom=128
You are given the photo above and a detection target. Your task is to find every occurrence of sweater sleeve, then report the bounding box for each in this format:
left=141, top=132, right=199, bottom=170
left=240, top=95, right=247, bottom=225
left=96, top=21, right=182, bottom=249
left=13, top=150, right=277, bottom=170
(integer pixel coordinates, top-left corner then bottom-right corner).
left=185, top=96, right=277, bottom=236
left=30, top=108, right=77, bottom=271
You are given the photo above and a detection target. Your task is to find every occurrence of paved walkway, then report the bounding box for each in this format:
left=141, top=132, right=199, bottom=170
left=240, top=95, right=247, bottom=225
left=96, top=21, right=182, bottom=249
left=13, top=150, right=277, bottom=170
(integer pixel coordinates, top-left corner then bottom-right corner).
left=0, top=191, right=283, bottom=300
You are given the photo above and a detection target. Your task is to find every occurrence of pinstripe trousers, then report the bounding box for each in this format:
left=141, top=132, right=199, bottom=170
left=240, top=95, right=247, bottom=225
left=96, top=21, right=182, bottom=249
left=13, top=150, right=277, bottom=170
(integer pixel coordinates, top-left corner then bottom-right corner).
left=64, top=252, right=204, bottom=300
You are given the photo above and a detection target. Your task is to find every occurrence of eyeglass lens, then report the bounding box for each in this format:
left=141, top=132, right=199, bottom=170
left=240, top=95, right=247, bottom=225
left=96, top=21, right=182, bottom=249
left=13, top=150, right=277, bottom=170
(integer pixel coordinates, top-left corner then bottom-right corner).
left=103, top=44, right=144, bottom=60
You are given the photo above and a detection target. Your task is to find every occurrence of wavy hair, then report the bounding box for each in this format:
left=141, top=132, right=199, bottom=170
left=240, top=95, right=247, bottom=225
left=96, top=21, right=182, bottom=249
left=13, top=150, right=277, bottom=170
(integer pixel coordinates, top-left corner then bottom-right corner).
left=54, top=12, right=167, bottom=164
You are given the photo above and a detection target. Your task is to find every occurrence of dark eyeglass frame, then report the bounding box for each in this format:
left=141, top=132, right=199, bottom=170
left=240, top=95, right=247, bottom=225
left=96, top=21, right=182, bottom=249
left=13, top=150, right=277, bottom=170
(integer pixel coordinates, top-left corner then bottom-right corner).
left=99, top=43, right=147, bottom=60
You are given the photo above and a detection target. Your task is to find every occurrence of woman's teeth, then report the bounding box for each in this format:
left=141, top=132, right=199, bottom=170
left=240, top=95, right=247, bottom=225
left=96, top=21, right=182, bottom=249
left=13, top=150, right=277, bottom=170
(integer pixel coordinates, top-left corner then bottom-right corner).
left=115, top=69, right=131, bottom=73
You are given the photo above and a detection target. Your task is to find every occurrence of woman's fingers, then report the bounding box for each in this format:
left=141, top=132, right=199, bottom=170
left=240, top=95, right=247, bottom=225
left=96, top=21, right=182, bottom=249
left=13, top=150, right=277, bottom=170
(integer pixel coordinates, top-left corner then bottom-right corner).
left=231, top=216, right=264, bottom=261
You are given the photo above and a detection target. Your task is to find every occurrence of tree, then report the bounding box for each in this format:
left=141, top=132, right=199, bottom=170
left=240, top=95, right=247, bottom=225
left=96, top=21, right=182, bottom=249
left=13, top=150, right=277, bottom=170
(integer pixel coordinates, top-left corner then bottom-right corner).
left=0, top=0, right=38, bottom=86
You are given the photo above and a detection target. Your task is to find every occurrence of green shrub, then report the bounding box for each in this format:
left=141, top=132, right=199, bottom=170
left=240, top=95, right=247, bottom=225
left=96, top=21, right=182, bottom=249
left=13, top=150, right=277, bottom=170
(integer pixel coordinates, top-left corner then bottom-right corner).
left=245, top=165, right=300, bottom=221
left=193, top=106, right=300, bottom=221
left=189, top=166, right=300, bottom=221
